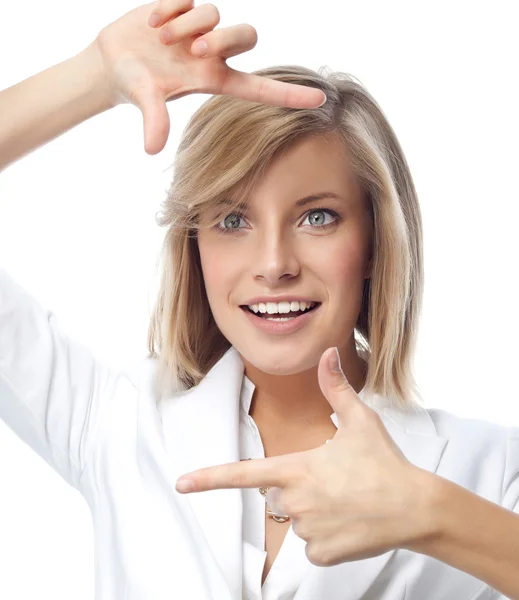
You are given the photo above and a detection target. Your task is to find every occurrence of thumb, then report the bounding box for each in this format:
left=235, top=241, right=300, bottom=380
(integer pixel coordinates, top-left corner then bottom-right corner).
left=328, top=346, right=343, bottom=375
left=137, top=88, right=171, bottom=155
left=318, top=347, right=357, bottom=426
left=323, top=346, right=350, bottom=386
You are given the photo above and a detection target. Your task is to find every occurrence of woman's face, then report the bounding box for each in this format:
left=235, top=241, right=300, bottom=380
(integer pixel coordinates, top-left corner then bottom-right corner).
left=197, top=132, right=373, bottom=375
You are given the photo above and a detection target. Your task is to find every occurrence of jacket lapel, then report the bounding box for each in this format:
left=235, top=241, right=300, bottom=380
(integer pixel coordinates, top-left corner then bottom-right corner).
left=159, top=346, right=245, bottom=600
left=159, top=345, right=449, bottom=600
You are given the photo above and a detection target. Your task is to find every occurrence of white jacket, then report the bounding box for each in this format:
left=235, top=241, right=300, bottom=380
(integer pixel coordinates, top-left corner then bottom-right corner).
left=0, top=267, right=518, bottom=600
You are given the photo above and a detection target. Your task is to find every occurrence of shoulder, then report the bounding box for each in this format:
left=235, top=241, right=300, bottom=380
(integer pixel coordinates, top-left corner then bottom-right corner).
left=426, top=407, right=509, bottom=442
left=118, top=356, right=192, bottom=399
left=426, top=407, right=512, bottom=461
left=425, top=407, right=514, bottom=501
left=119, top=356, right=160, bottom=393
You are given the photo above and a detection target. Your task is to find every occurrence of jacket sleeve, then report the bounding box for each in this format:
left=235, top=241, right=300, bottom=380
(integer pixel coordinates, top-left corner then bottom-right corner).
left=0, top=268, right=135, bottom=490
left=486, top=427, right=519, bottom=600
left=501, top=426, right=519, bottom=514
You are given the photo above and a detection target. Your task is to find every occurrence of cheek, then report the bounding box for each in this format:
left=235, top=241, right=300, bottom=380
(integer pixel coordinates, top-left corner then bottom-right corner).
left=325, top=234, right=368, bottom=286
left=198, top=244, right=219, bottom=296
left=323, top=233, right=370, bottom=327
left=199, top=251, right=220, bottom=287
left=197, top=239, right=237, bottom=306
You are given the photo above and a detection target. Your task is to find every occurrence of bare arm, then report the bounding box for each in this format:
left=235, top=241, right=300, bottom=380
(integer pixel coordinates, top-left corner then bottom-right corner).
left=0, top=2, right=325, bottom=168
left=0, top=42, right=114, bottom=173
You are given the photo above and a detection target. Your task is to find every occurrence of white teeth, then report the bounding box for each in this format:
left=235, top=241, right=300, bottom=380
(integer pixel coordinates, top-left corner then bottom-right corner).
left=247, top=301, right=317, bottom=314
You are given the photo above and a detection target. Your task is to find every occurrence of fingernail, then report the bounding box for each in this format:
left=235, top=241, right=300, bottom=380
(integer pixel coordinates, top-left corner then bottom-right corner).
left=330, top=347, right=342, bottom=372
left=148, top=13, right=161, bottom=27
left=318, top=94, right=327, bottom=107
left=176, top=478, right=194, bottom=493
left=192, top=40, right=208, bottom=56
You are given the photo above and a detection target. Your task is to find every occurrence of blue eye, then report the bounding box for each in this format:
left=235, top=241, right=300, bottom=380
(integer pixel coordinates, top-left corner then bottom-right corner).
left=218, top=213, right=246, bottom=233
left=301, top=209, right=338, bottom=228
left=216, top=208, right=340, bottom=235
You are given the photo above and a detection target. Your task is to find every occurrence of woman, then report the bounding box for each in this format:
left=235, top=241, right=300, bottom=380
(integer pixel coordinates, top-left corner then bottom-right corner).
left=0, top=1, right=518, bottom=599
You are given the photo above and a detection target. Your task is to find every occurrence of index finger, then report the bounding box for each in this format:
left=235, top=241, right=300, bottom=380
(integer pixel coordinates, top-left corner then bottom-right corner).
left=221, top=66, right=327, bottom=109
left=176, top=452, right=303, bottom=493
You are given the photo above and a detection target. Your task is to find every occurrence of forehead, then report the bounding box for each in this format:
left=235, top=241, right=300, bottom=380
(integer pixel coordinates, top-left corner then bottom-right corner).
left=227, top=132, right=363, bottom=209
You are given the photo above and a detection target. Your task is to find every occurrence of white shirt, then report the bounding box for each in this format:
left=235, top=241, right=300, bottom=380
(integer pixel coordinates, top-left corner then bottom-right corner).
left=239, top=373, right=312, bottom=600
left=1, top=267, right=518, bottom=600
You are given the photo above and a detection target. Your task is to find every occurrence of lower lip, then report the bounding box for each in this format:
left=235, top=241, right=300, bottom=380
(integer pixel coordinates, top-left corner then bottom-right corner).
left=240, top=304, right=321, bottom=335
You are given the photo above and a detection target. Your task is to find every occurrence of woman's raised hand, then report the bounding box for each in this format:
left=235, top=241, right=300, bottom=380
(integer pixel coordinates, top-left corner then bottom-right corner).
left=94, top=0, right=326, bottom=155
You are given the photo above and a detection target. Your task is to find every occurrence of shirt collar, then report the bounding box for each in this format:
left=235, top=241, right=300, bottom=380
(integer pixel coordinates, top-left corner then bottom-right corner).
left=240, top=372, right=367, bottom=427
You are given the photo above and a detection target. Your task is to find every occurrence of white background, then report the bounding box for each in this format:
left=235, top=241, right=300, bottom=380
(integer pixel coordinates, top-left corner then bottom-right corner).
left=0, top=0, right=518, bottom=597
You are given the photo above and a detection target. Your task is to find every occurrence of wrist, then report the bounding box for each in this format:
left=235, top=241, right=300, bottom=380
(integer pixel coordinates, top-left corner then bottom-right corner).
left=403, top=467, right=447, bottom=554
left=77, top=41, right=118, bottom=113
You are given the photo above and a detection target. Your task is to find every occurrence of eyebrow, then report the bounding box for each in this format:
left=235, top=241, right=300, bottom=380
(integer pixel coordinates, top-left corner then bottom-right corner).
left=217, top=192, right=344, bottom=212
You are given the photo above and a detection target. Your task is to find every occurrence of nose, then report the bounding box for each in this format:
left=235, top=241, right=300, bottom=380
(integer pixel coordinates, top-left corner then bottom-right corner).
left=251, top=229, right=300, bottom=283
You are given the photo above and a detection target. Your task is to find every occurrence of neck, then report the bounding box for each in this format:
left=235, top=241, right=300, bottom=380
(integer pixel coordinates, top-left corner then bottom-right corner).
left=242, top=339, right=367, bottom=432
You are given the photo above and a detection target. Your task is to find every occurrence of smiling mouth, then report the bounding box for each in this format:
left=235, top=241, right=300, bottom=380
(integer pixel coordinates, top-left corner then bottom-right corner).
left=240, top=303, right=321, bottom=319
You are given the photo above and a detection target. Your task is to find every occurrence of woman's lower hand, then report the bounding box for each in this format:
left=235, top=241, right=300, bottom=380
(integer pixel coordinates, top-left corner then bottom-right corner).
left=175, top=348, right=441, bottom=566
left=91, top=0, right=326, bottom=155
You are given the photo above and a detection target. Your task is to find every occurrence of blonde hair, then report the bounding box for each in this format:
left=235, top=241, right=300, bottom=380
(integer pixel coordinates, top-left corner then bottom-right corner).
left=147, top=65, right=424, bottom=413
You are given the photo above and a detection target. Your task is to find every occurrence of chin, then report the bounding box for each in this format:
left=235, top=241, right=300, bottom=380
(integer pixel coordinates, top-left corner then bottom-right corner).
left=240, top=348, right=321, bottom=376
